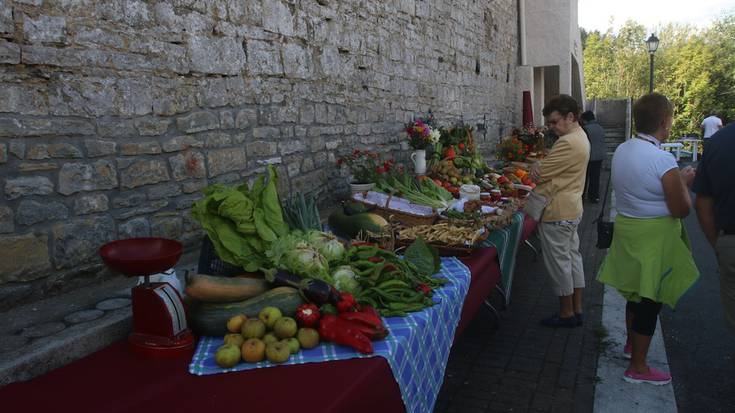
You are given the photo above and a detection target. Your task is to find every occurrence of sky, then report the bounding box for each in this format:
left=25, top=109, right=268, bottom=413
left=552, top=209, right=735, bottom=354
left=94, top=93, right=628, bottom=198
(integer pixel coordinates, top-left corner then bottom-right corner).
left=578, top=0, right=735, bottom=33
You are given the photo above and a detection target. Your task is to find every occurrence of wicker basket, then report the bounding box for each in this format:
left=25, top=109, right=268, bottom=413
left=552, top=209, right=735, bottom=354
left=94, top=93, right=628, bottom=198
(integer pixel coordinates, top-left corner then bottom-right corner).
left=396, top=229, right=490, bottom=257
left=352, top=193, right=437, bottom=227
left=197, top=235, right=244, bottom=277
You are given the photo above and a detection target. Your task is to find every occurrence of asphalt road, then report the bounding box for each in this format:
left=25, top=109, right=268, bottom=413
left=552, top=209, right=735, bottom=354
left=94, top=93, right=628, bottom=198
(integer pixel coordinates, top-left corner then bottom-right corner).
left=660, top=198, right=735, bottom=413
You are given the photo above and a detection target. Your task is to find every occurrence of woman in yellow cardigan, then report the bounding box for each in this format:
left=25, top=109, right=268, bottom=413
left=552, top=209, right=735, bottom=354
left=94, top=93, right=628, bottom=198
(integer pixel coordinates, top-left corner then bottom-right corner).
left=597, top=93, right=698, bottom=385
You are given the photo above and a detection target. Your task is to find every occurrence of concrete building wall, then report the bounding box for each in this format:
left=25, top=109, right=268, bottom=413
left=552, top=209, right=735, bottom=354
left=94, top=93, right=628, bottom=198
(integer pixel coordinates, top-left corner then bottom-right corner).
left=0, top=0, right=520, bottom=310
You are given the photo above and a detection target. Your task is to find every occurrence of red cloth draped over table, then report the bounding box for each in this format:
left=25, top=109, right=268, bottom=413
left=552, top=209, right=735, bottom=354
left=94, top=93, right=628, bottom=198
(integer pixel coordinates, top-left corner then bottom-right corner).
left=0, top=218, right=538, bottom=413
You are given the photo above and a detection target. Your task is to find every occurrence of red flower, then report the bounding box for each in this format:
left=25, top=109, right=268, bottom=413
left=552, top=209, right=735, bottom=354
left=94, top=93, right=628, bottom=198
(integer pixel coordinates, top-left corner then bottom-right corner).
left=376, top=166, right=386, bottom=174
left=353, top=149, right=360, bottom=155
left=336, top=158, right=343, bottom=166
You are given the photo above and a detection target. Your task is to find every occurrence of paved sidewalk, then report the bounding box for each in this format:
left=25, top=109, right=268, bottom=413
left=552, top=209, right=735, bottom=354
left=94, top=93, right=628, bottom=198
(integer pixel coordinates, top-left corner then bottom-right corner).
left=435, top=198, right=608, bottom=412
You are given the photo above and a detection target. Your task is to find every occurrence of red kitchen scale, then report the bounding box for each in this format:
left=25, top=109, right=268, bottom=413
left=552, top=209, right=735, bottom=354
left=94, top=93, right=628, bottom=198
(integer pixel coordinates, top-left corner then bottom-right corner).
left=99, top=237, right=195, bottom=357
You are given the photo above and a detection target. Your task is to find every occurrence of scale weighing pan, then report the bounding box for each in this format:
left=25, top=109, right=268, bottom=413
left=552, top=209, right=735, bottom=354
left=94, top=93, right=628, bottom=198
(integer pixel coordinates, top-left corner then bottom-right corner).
left=99, top=237, right=194, bottom=358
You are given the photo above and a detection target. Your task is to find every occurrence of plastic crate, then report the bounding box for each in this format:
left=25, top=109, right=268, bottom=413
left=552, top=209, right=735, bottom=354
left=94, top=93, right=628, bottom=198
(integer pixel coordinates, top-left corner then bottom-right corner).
left=196, top=235, right=244, bottom=277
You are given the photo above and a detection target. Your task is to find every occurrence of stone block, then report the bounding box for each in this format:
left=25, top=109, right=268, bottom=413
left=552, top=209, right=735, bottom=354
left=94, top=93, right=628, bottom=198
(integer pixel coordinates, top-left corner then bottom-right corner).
left=23, top=14, right=67, bottom=43
left=169, top=151, right=206, bottom=181
left=187, top=36, right=246, bottom=75
left=290, top=168, right=327, bottom=194
left=5, top=176, right=54, bottom=199
left=17, top=200, right=69, bottom=226
left=0, top=206, right=13, bottom=233
left=220, top=110, right=235, bottom=129
left=151, top=216, right=183, bottom=239
left=18, top=162, right=57, bottom=172
left=120, top=141, right=162, bottom=156
left=299, top=104, right=315, bottom=124
left=119, top=217, right=151, bottom=238
left=0, top=1, right=12, bottom=35
left=85, top=140, right=117, bottom=157
left=147, top=183, right=182, bottom=200
left=9, top=141, right=25, bottom=159
left=51, top=216, right=115, bottom=269
left=27, top=144, right=50, bottom=160
left=134, top=117, right=171, bottom=136
left=47, top=143, right=84, bottom=158
left=282, top=42, right=312, bottom=78
left=115, top=199, right=168, bottom=220
left=279, top=140, right=305, bottom=155
left=207, top=147, right=247, bottom=177
left=119, top=159, right=170, bottom=189
left=235, top=108, right=257, bottom=129
left=262, top=0, right=293, bottom=36
left=0, top=233, right=50, bottom=282
left=0, top=117, right=96, bottom=137
left=245, top=40, right=283, bottom=75
left=177, top=111, right=219, bottom=133
left=0, top=84, right=48, bottom=115
left=182, top=179, right=208, bottom=194
left=246, top=141, right=278, bottom=157
left=203, top=132, right=232, bottom=148
left=74, top=194, right=109, bottom=215
left=162, top=135, right=204, bottom=152
left=253, top=126, right=280, bottom=139
left=0, top=39, right=20, bottom=64
left=112, top=192, right=147, bottom=209
left=58, top=160, right=118, bottom=195
left=0, top=143, right=6, bottom=163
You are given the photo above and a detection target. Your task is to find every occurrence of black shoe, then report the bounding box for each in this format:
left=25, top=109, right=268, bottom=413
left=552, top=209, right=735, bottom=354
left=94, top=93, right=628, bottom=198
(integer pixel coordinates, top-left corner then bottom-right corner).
left=575, top=313, right=584, bottom=326
left=540, top=314, right=578, bottom=328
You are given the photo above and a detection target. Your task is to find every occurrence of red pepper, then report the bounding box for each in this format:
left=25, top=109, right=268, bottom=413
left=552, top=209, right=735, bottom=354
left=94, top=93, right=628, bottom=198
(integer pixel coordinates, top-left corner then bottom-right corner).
left=336, top=292, right=358, bottom=313
left=416, top=283, right=431, bottom=296
left=367, top=256, right=384, bottom=264
left=339, top=308, right=389, bottom=340
left=295, top=303, right=321, bottom=327
left=318, top=315, right=374, bottom=354
left=444, top=146, right=456, bottom=160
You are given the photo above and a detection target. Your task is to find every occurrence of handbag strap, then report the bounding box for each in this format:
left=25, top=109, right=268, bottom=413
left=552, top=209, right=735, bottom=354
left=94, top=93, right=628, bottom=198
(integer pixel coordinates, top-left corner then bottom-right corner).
left=598, top=173, right=612, bottom=220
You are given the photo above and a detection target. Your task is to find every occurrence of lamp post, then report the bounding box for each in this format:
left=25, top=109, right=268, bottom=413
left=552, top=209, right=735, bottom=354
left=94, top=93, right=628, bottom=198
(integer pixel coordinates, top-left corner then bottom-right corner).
left=646, top=33, right=660, bottom=94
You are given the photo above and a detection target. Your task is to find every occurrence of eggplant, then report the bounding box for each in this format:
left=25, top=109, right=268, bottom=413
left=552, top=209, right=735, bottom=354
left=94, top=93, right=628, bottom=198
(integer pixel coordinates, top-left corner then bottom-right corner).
left=265, top=270, right=339, bottom=305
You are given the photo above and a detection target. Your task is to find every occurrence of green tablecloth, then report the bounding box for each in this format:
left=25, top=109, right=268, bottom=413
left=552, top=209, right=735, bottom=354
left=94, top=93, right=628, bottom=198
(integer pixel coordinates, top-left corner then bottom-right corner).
left=480, top=211, right=525, bottom=304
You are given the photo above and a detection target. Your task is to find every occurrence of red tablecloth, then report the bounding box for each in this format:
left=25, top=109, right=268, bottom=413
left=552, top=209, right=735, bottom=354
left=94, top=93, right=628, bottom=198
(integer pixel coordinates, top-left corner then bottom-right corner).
left=0, top=250, right=502, bottom=413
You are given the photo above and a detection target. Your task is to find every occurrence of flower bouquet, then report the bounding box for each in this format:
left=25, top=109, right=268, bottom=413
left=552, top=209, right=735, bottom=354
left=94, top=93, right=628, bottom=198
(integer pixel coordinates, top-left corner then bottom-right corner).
left=337, top=150, right=393, bottom=184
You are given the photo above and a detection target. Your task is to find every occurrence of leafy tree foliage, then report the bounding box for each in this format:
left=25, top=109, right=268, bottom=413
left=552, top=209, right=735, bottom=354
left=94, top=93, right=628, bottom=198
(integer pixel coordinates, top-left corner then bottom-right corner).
left=582, top=16, right=735, bottom=137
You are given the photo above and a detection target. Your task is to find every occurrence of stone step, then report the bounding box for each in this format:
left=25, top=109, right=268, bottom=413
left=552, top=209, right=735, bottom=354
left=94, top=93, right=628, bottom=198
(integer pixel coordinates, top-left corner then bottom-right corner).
left=0, top=250, right=199, bottom=387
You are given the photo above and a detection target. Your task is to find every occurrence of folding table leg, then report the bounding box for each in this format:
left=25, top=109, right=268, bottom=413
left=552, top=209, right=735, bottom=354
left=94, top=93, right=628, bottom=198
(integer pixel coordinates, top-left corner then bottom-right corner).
left=483, top=299, right=502, bottom=324
left=524, top=239, right=540, bottom=261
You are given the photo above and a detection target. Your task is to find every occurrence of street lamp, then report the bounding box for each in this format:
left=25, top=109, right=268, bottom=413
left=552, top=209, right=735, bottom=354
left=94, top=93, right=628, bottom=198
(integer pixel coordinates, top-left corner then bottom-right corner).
left=646, top=33, right=660, bottom=94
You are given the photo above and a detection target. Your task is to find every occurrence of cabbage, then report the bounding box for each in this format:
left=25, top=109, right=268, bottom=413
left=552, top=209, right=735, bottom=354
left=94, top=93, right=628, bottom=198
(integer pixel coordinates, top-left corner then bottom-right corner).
left=333, top=265, right=360, bottom=294
left=266, top=232, right=331, bottom=282
left=307, top=231, right=346, bottom=264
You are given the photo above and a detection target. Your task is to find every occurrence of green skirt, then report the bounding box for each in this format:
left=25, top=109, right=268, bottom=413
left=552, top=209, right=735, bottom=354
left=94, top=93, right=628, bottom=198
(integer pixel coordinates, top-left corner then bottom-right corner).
left=596, top=215, right=699, bottom=309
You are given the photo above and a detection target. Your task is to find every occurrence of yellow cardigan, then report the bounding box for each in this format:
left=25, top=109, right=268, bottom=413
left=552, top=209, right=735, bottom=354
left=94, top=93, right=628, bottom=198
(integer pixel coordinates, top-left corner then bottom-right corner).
left=535, top=126, right=590, bottom=222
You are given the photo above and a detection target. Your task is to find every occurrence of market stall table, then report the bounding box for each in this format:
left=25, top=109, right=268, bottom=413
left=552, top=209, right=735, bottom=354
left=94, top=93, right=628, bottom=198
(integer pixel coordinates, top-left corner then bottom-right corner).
left=0, top=216, right=537, bottom=413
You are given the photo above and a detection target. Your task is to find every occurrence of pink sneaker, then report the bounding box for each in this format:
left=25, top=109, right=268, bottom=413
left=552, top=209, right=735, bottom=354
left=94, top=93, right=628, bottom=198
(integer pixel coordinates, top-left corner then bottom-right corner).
left=623, top=342, right=632, bottom=359
left=623, top=367, right=672, bottom=385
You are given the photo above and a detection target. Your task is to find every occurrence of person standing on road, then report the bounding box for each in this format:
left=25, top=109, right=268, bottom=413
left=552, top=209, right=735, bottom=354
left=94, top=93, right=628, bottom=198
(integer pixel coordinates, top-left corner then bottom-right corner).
left=597, top=93, right=699, bottom=385
left=580, top=110, right=606, bottom=203
left=693, top=122, right=735, bottom=336
left=530, top=95, right=590, bottom=328
left=701, top=111, right=723, bottom=155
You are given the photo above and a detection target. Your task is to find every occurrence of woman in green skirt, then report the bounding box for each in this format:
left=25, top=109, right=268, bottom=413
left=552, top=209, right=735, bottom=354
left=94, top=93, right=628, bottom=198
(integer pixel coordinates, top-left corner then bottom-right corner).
left=597, top=93, right=699, bottom=385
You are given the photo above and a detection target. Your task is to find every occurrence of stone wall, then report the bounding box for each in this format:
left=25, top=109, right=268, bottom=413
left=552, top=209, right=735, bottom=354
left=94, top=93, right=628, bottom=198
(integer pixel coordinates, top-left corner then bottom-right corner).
left=0, top=0, right=520, bottom=310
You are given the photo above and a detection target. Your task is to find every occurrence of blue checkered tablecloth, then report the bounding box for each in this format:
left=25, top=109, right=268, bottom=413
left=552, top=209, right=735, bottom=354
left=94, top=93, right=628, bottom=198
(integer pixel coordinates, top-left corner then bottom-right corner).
left=480, top=211, right=525, bottom=304
left=189, top=257, right=471, bottom=413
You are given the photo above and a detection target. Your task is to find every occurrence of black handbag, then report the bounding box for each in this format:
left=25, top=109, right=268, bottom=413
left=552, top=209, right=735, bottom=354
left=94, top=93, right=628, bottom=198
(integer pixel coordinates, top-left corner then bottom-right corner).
left=595, top=175, right=614, bottom=249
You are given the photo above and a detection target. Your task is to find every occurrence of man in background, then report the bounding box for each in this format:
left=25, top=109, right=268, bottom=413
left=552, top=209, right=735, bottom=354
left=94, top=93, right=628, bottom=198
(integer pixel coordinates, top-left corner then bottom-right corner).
left=693, top=123, right=735, bottom=337
left=580, top=111, right=606, bottom=203
left=701, top=111, right=723, bottom=154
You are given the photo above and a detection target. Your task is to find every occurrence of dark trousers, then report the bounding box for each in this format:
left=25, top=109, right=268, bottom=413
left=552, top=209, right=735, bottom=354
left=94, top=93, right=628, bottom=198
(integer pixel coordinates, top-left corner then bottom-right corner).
left=584, top=160, right=602, bottom=201
left=626, top=298, right=663, bottom=336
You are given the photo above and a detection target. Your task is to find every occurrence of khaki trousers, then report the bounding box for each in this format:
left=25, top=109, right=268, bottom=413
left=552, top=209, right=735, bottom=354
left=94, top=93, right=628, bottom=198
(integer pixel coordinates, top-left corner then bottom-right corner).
left=716, top=234, right=735, bottom=334
left=539, top=221, right=585, bottom=296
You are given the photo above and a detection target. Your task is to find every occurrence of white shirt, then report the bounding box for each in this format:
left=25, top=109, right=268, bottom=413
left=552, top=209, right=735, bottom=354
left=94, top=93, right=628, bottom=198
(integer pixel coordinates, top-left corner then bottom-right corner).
left=611, top=134, right=679, bottom=218
left=701, top=115, right=723, bottom=139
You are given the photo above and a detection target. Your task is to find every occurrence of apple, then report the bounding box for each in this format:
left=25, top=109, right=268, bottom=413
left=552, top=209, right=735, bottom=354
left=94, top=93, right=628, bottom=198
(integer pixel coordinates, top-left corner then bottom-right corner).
left=273, top=317, right=298, bottom=339
left=226, top=314, right=248, bottom=333
left=214, top=344, right=241, bottom=368
left=241, top=338, right=266, bottom=363
left=297, top=328, right=320, bottom=349
left=258, top=306, right=283, bottom=329
left=282, top=338, right=300, bottom=354
left=223, top=333, right=244, bottom=348
left=265, top=341, right=291, bottom=363
left=241, top=319, right=266, bottom=339
left=262, top=332, right=279, bottom=345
